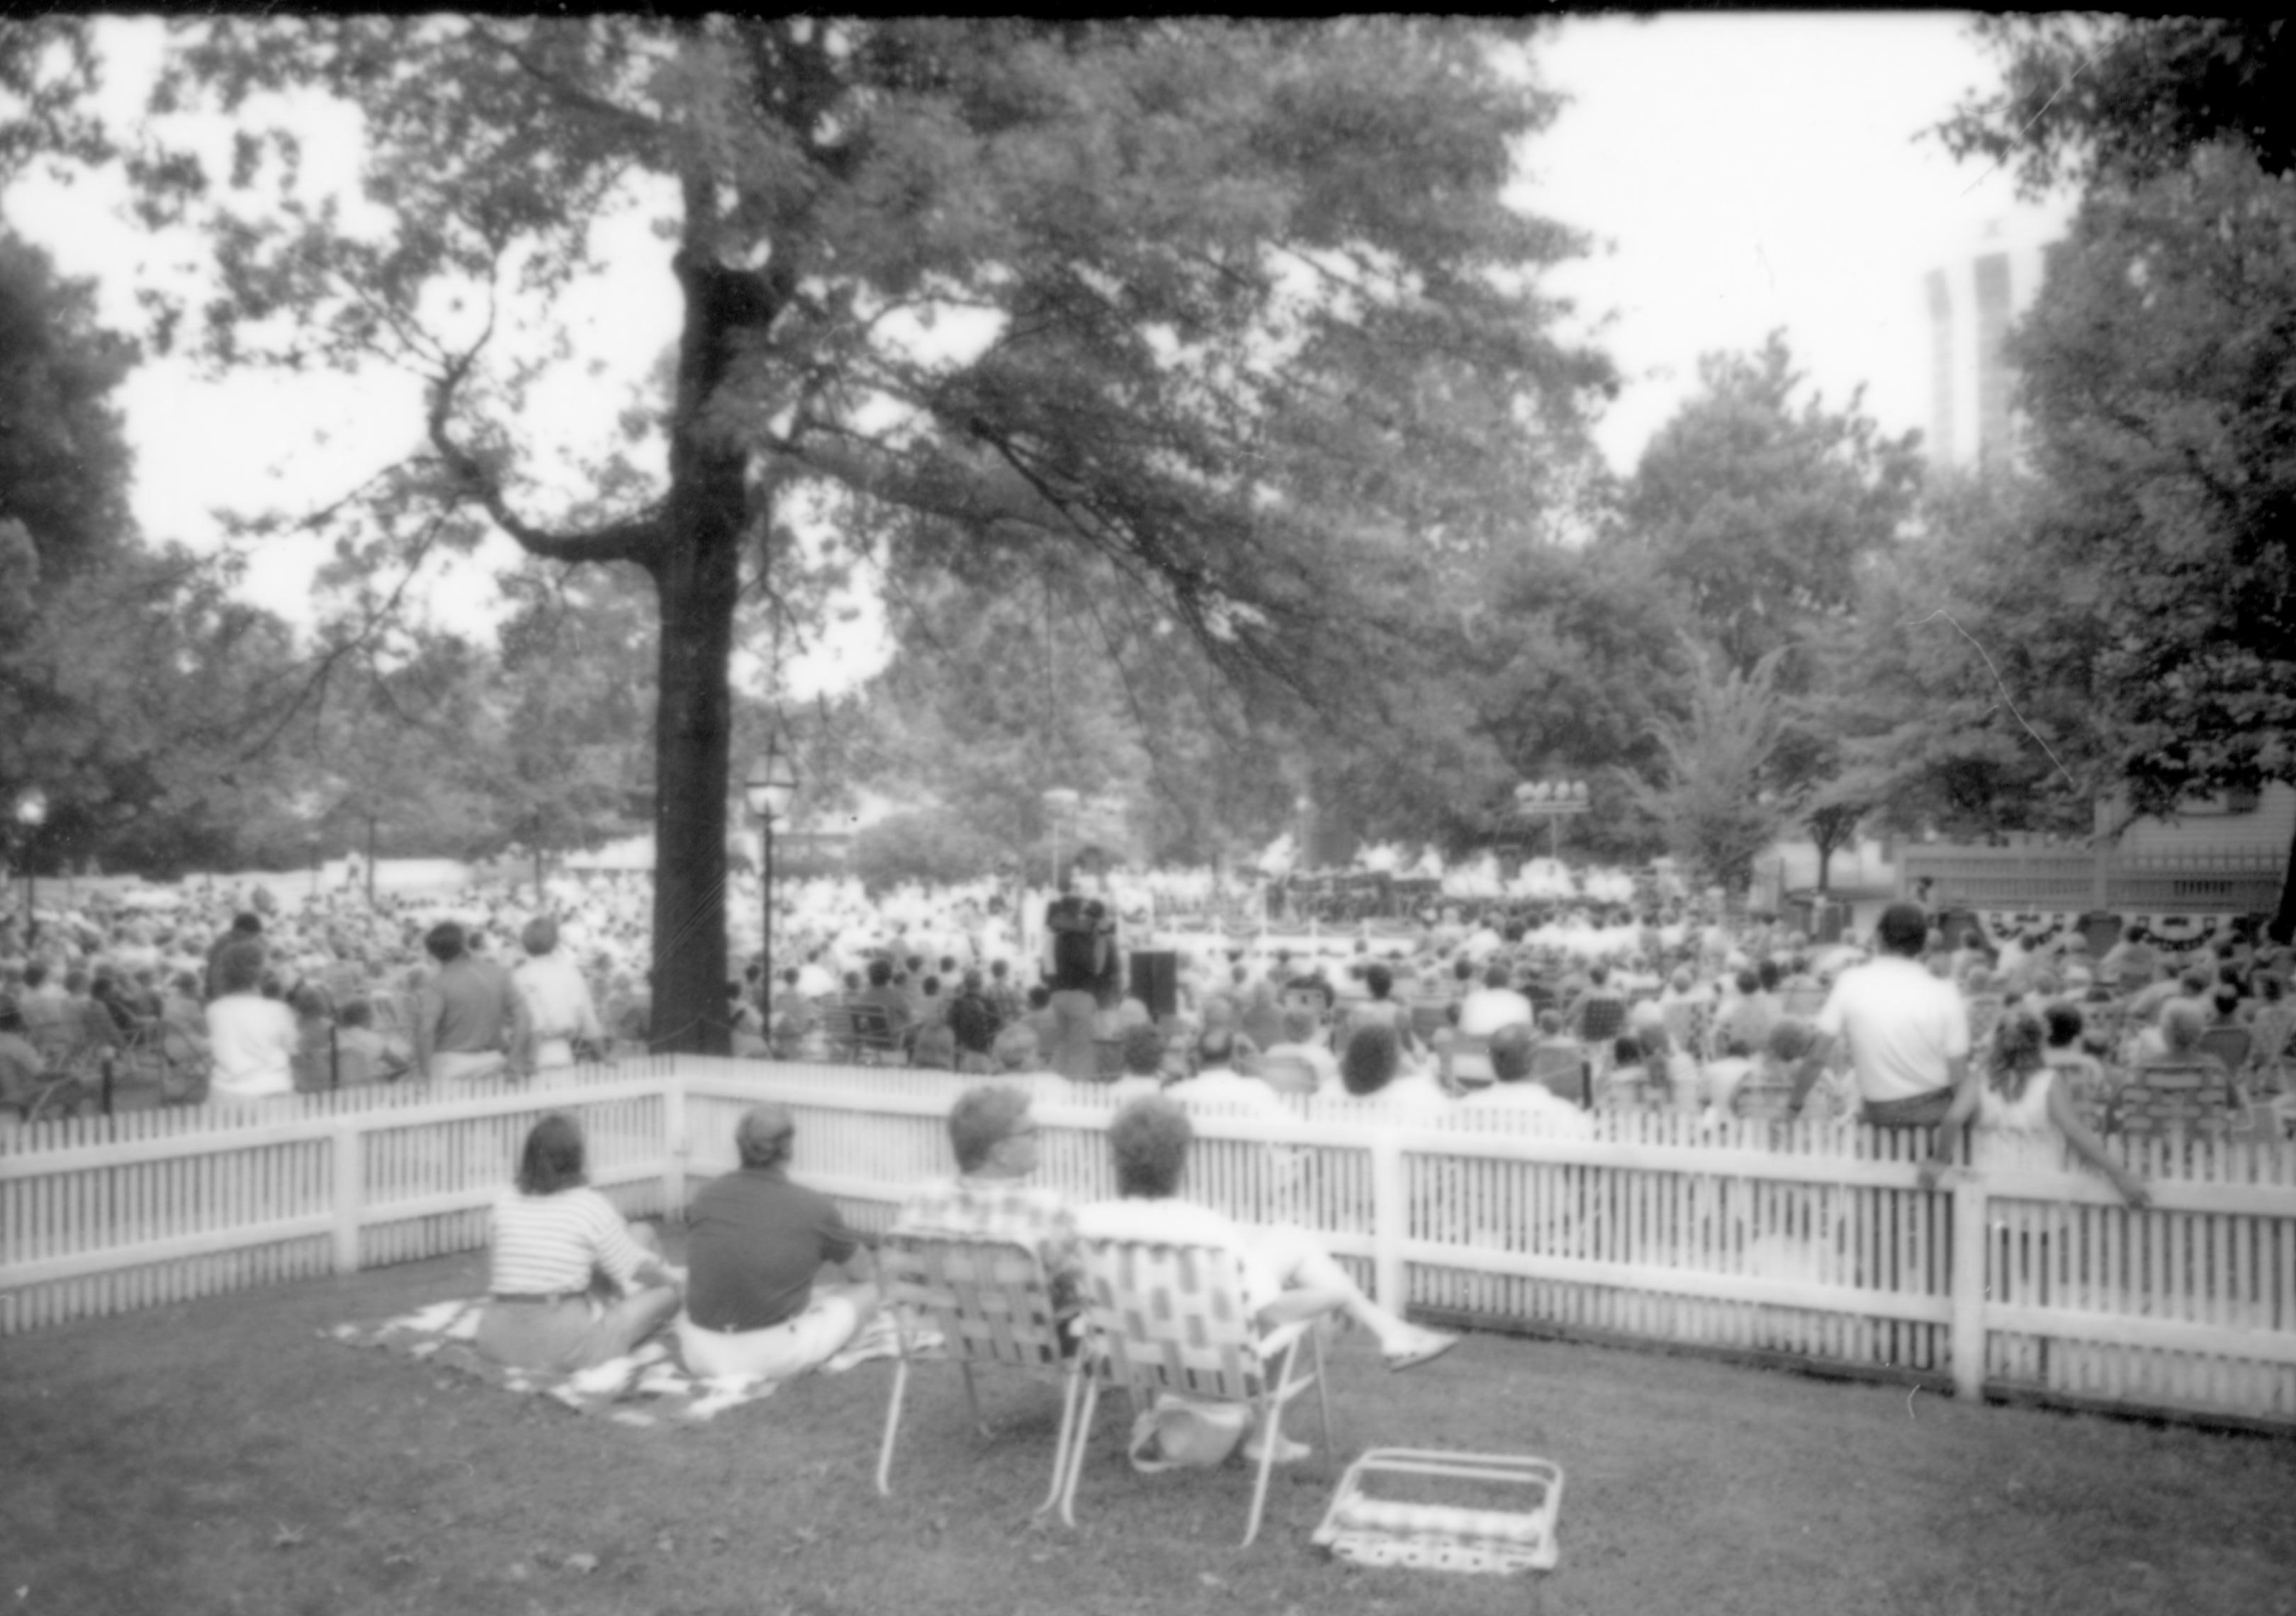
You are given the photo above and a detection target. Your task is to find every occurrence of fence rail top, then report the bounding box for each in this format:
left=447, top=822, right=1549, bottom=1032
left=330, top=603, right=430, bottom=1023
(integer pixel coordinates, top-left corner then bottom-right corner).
left=0, top=1073, right=678, bottom=1177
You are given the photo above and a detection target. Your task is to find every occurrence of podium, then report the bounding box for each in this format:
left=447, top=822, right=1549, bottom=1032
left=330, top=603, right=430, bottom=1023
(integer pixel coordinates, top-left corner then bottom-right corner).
left=1129, top=950, right=1178, bottom=1021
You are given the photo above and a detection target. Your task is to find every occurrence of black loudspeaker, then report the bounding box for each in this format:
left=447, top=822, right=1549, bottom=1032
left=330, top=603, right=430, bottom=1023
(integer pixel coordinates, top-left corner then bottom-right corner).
left=1130, top=950, right=1178, bottom=1021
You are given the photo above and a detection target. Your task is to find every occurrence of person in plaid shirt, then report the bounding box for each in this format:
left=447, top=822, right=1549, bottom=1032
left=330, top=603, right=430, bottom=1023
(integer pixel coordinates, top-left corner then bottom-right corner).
left=891, top=1085, right=1084, bottom=1317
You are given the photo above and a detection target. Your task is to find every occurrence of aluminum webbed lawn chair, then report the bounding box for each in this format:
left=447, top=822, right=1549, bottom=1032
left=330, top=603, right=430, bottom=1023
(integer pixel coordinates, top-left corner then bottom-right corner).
left=1062, top=1235, right=1335, bottom=1548
left=874, top=1231, right=1085, bottom=1513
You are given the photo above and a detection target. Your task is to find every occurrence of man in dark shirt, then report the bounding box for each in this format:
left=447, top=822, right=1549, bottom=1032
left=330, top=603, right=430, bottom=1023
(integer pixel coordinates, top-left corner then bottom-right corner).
left=204, top=912, right=264, bottom=1003
left=947, top=968, right=1002, bottom=1072
left=677, top=1103, right=877, bottom=1380
left=413, top=921, right=529, bottom=1084
left=851, top=957, right=913, bottom=1053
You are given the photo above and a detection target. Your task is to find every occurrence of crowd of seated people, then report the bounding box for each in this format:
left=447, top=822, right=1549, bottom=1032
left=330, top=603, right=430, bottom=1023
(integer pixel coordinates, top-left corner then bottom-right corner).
left=748, top=895, right=2296, bottom=1167
left=7, top=852, right=2292, bottom=1158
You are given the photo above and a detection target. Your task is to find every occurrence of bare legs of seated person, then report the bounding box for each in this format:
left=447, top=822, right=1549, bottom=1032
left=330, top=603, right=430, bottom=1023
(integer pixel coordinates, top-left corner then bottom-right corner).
left=1238, top=1226, right=1456, bottom=1462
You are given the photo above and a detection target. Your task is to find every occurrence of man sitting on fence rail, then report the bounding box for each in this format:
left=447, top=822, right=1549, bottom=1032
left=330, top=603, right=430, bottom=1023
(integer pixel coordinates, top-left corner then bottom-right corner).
left=677, top=1104, right=879, bottom=1382
left=1787, top=901, right=1972, bottom=1128
left=889, top=1084, right=1086, bottom=1328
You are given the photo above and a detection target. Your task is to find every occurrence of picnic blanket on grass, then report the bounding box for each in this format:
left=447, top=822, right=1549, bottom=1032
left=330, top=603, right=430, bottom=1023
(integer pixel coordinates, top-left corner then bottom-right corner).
left=325, top=1298, right=933, bottom=1427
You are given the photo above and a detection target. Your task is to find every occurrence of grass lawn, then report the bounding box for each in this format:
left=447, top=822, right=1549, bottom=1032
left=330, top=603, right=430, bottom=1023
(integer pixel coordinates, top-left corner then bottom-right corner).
left=8, top=1232, right=2296, bottom=1616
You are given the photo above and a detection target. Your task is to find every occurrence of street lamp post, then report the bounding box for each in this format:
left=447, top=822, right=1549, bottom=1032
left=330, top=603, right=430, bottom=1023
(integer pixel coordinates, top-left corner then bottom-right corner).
left=1042, top=787, right=1080, bottom=888
left=743, top=734, right=799, bottom=1043
left=16, top=788, right=46, bottom=948
left=1512, top=778, right=1591, bottom=863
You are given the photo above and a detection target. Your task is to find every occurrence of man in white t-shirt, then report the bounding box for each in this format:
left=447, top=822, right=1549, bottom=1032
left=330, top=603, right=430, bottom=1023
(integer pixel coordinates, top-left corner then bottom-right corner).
left=1789, top=902, right=1971, bottom=1127
left=1456, top=963, right=1534, bottom=1038
left=513, top=916, right=603, bottom=1074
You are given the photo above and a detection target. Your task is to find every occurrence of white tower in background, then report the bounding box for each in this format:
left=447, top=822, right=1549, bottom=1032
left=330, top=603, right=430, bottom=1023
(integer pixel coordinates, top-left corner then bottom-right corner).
left=1922, top=220, right=2060, bottom=471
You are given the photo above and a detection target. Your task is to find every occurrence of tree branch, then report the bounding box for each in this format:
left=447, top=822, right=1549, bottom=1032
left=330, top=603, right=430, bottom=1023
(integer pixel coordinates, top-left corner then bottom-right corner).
left=426, top=344, right=664, bottom=565
left=462, top=22, right=669, bottom=152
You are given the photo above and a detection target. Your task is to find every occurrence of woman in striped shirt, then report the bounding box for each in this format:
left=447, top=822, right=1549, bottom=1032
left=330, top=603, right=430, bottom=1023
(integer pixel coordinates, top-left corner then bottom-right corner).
left=475, top=1113, right=683, bottom=1371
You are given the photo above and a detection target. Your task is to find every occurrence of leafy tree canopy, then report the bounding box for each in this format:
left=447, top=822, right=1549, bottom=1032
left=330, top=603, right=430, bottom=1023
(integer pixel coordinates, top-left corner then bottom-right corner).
left=1623, top=332, right=1921, bottom=685
left=2013, top=143, right=2296, bottom=817
left=120, top=16, right=1613, bottom=1049
left=1940, top=16, right=2296, bottom=196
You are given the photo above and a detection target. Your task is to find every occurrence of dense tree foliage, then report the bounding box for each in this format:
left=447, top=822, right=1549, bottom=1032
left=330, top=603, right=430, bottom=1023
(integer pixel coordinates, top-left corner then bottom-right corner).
left=1808, top=471, right=2105, bottom=845
left=1623, top=333, right=1923, bottom=686
left=0, top=230, right=310, bottom=877
left=1941, top=17, right=2296, bottom=196
left=125, top=16, right=1612, bottom=1048
left=1947, top=16, right=2296, bottom=932
left=1633, top=644, right=1791, bottom=894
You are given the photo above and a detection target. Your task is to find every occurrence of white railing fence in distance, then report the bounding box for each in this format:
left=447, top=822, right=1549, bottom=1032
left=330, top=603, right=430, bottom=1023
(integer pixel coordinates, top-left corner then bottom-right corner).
left=9, top=1057, right=2296, bottom=1430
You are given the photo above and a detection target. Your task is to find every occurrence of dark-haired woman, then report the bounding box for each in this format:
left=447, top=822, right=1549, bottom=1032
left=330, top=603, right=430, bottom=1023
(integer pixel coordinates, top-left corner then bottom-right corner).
left=475, top=1113, right=683, bottom=1371
left=1339, top=1023, right=1448, bottom=1114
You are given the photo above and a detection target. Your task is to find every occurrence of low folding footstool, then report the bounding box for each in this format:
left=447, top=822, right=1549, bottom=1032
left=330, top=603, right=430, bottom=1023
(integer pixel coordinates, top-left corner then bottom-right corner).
left=1311, top=1447, right=1563, bottom=1574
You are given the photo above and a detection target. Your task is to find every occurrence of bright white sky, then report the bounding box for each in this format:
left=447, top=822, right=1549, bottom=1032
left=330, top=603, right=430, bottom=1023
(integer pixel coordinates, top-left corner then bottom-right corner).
left=4, top=13, right=2069, bottom=698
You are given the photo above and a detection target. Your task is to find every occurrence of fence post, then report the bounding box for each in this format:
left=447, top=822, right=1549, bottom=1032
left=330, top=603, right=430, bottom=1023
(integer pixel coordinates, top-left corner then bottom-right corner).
left=661, top=1067, right=687, bottom=1219
left=332, top=1123, right=363, bottom=1276
left=1949, top=1171, right=1988, bottom=1401
left=1370, top=1133, right=1407, bottom=1314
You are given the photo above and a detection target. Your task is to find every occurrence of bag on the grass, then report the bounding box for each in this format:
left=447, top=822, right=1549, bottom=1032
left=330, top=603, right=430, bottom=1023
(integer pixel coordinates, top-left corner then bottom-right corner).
left=1127, top=1392, right=1249, bottom=1472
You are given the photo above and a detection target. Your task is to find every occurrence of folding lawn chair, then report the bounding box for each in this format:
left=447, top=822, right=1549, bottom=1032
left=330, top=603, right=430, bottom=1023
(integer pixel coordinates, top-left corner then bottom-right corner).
left=875, top=1233, right=1085, bottom=1513
left=1062, top=1236, right=1335, bottom=1549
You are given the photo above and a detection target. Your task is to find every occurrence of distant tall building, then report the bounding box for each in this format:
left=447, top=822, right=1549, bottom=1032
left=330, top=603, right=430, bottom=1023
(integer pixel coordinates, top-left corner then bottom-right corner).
left=1922, top=224, right=2059, bottom=471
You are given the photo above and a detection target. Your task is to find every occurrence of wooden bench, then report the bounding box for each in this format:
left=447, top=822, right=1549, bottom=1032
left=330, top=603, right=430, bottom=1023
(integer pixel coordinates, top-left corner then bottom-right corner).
left=818, top=1001, right=904, bottom=1065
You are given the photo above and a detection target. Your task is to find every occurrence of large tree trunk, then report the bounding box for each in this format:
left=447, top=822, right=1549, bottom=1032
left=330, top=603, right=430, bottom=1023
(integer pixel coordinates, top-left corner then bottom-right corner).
left=643, top=248, right=765, bottom=1055
left=646, top=504, right=740, bottom=1055
left=2270, top=806, right=2296, bottom=945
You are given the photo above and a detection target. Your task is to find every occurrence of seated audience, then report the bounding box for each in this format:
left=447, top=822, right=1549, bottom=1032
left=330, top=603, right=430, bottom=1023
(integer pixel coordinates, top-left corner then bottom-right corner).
left=678, top=1104, right=877, bottom=1381
left=0, top=998, right=43, bottom=1111
left=1108, top=1023, right=1168, bottom=1101
left=947, top=969, right=1003, bottom=1073
left=854, top=958, right=913, bottom=1046
left=1922, top=1010, right=2148, bottom=1208
left=1260, top=1005, right=1340, bottom=1093
left=1339, top=1022, right=1446, bottom=1113
left=1188, top=994, right=1260, bottom=1079
left=2039, top=1001, right=2110, bottom=1123
left=1568, top=964, right=1628, bottom=1048
left=334, top=998, right=407, bottom=1084
left=910, top=1019, right=959, bottom=1072
left=1335, top=962, right=1418, bottom=1058
left=890, top=1085, right=1084, bottom=1323
left=205, top=938, right=298, bottom=1104
left=475, top=1113, right=683, bottom=1371
left=992, top=1016, right=1043, bottom=1074
left=1456, top=963, right=1534, bottom=1038
left=1076, top=1098, right=1458, bottom=1447
left=1166, top=1020, right=1291, bottom=1118
left=1468, top=1024, right=1594, bottom=1131
left=289, top=982, right=339, bottom=1092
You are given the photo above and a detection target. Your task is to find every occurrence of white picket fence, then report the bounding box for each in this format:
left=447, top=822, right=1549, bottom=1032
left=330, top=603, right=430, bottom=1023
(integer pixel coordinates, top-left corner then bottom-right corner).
left=1, top=1059, right=683, bottom=1336
left=9, top=1057, right=2296, bottom=1430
